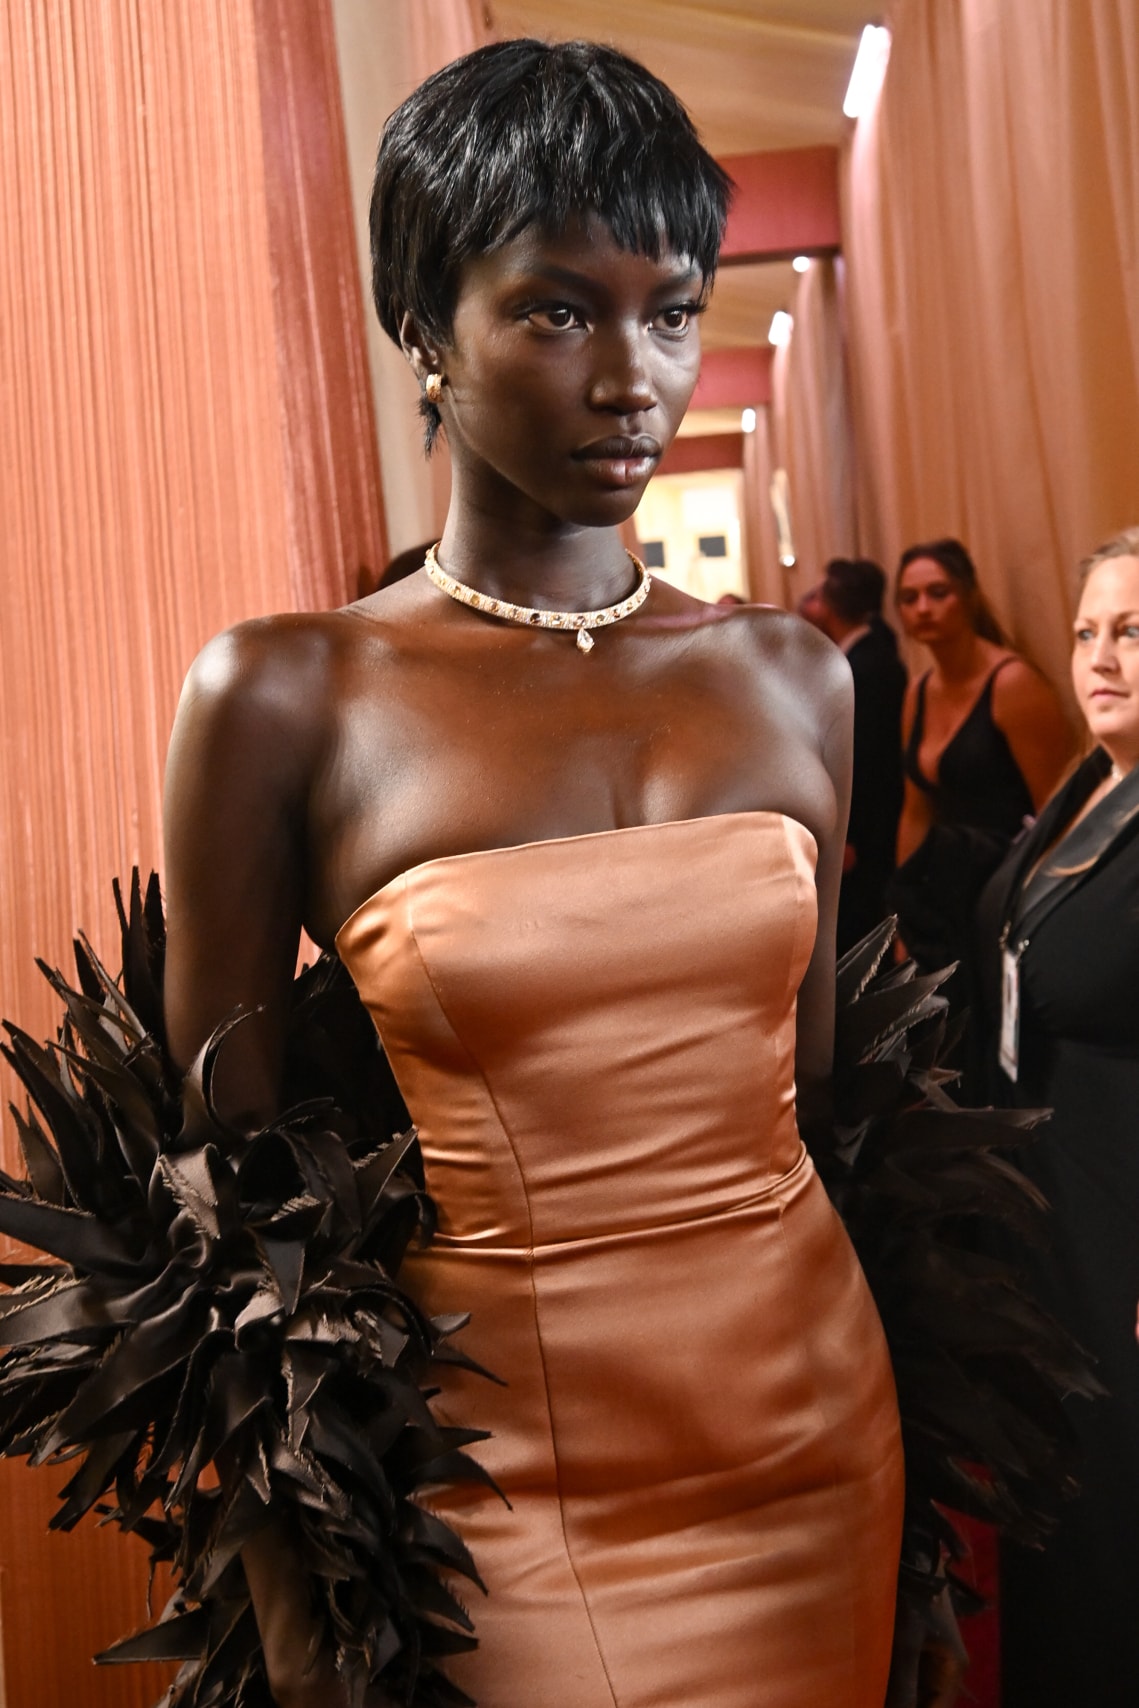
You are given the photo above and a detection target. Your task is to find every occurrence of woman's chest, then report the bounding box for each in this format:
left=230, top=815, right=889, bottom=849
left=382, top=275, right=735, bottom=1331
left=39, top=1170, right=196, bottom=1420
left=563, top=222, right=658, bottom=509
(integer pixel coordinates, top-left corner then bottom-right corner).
left=303, top=640, right=832, bottom=943
left=917, top=678, right=992, bottom=774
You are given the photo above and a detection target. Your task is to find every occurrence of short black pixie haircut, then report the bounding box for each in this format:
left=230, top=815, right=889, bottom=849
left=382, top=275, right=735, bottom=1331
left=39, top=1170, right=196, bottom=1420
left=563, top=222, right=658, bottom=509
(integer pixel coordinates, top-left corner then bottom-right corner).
left=370, top=38, right=732, bottom=440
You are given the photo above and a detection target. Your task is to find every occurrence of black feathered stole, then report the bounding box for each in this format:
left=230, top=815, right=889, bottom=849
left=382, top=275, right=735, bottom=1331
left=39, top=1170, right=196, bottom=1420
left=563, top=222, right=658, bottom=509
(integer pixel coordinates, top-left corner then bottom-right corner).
left=0, top=873, right=494, bottom=1708
left=0, top=879, right=1098, bottom=1705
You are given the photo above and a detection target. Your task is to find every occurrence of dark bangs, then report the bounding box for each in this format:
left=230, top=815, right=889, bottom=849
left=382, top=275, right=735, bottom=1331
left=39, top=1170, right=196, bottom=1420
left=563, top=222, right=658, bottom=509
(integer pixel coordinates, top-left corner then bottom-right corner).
left=370, top=39, right=732, bottom=349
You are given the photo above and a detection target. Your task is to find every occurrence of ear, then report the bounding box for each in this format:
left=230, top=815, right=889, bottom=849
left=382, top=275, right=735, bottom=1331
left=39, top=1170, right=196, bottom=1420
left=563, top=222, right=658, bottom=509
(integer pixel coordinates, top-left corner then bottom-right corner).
left=397, top=309, right=444, bottom=385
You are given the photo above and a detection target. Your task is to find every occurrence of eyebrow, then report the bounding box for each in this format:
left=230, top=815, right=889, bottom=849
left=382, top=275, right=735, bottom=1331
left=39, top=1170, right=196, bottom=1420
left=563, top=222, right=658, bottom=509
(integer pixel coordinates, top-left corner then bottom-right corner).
left=511, top=260, right=704, bottom=295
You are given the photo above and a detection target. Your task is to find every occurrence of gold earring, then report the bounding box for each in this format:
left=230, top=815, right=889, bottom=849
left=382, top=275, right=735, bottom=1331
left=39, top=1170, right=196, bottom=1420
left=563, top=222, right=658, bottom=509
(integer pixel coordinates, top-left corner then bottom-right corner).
left=425, top=372, right=445, bottom=406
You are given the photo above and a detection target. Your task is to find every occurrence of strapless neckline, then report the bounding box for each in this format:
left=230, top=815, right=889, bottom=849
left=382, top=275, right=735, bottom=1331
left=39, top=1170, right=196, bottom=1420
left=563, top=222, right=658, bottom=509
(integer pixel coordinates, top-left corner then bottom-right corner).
left=334, top=808, right=817, bottom=947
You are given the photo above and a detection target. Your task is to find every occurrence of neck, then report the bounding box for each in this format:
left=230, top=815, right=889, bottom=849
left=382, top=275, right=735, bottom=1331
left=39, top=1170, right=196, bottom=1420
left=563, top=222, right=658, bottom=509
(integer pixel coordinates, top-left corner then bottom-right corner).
left=927, top=629, right=990, bottom=683
left=1103, top=746, right=1137, bottom=780
left=833, top=618, right=871, bottom=651
left=436, top=511, right=638, bottom=612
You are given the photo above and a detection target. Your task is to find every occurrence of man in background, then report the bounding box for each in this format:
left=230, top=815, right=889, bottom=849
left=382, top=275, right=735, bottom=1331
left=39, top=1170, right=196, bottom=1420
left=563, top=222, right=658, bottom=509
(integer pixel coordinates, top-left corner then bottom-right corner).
left=817, top=559, right=907, bottom=953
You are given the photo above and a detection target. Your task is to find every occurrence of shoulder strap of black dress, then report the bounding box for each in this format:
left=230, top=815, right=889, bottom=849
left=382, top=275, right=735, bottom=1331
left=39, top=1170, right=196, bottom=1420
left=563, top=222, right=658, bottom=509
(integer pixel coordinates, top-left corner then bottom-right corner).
left=980, top=654, right=1018, bottom=708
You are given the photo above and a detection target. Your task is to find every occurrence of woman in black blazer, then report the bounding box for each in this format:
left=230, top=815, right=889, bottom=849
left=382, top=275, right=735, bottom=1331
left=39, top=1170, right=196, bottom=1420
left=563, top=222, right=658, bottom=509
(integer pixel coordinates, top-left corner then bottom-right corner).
left=977, top=526, right=1139, bottom=1708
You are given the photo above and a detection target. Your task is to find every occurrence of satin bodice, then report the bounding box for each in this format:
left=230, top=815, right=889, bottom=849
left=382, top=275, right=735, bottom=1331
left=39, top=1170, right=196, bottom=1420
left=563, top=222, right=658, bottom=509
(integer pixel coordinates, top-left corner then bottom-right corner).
left=334, top=810, right=901, bottom=1708
left=336, top=811, right=818, bottom=1247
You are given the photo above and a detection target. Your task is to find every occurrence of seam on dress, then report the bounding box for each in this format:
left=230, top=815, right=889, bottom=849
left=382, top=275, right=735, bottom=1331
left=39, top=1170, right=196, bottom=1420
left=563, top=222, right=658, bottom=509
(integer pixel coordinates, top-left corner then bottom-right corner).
left=401, top=879, right=621, bottom=1707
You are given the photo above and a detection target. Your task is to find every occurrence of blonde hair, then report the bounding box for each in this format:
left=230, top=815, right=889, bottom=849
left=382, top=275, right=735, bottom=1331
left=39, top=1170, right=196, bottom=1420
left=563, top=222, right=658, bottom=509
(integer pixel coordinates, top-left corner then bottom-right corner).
left=1077, top=525, right=1139, bottom=590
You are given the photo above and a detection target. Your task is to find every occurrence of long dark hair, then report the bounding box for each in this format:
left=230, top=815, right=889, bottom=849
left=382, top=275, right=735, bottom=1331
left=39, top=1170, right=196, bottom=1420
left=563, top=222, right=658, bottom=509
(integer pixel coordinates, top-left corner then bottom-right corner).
left=895, top=538, right=1006, bottom=644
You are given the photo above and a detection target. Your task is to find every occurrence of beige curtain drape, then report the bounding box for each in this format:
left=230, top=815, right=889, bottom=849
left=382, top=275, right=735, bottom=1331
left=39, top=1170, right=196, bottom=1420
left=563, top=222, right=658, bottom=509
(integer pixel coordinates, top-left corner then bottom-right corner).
left=0, top=3, right=381, bottom=1701
left=842, top=0, right=1139, bottom=696
left=742, top=408, right=784, bottom=606
left=333, top=0, right=491, bottom=557
left=779, top=258, right=858, bottom=585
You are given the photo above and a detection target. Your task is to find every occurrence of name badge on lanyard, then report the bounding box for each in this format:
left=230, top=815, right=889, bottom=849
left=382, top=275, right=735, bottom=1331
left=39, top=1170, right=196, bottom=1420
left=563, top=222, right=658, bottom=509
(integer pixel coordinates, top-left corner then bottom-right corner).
left=999, top=935, right=1027, bottom=1082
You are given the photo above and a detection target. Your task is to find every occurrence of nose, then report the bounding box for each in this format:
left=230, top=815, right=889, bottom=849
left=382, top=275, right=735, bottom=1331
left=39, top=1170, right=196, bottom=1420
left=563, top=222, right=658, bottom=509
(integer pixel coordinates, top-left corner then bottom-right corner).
left=1091, top=629, right=1119, bottom=670
left=588, top=324, right=656, bottom=414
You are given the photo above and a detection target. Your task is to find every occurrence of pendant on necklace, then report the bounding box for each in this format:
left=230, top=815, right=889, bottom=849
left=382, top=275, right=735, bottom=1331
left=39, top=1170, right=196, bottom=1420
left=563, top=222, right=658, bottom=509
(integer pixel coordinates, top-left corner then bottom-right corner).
left=576, top=629, right=595, bottom=654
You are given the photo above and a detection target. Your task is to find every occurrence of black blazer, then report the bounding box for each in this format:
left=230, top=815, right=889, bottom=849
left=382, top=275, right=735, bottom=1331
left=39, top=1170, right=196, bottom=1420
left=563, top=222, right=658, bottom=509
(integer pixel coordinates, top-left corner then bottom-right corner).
left=976, top=748, right=1139, bottom=1069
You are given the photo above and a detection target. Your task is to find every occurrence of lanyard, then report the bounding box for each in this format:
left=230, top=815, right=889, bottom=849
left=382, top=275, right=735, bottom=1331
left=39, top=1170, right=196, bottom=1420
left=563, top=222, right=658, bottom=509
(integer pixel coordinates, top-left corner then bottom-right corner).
left=996, top=754, right=1139, bottom=1082
left=997, top=920, right=1028, bottom=1082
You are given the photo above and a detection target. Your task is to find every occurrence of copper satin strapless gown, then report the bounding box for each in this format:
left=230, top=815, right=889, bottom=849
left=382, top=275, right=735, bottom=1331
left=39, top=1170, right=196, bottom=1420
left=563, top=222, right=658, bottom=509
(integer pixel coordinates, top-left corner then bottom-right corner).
left=336, top=813, right=904, bottom=1708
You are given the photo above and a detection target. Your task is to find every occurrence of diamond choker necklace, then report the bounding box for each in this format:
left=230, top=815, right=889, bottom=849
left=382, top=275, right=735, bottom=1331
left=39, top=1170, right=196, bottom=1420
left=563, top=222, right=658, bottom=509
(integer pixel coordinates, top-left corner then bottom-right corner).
left=424, top=544, right=651, bottom=654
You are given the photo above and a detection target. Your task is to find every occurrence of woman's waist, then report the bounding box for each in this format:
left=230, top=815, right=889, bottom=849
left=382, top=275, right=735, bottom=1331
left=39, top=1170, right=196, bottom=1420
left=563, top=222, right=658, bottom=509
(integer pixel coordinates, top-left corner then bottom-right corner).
left=419, top=1138, right=816, bottom=1254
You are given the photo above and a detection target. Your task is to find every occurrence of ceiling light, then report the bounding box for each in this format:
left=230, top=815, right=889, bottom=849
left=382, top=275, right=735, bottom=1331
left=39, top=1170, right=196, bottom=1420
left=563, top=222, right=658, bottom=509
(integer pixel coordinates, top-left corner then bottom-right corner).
left=741, top=408, right=757, bottom=434
left=843, top=24, right=891, bottom=119
left=768, top=311, right=793, bottom=348
left=792, top=256, right=811, bottom=274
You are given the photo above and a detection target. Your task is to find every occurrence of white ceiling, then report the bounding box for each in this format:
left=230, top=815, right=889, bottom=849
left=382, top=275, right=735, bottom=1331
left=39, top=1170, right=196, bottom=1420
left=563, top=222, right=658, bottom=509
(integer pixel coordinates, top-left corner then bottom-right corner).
left=700, top=259, right=800, bottom=349
left=487, top=1, right=869, bottom=362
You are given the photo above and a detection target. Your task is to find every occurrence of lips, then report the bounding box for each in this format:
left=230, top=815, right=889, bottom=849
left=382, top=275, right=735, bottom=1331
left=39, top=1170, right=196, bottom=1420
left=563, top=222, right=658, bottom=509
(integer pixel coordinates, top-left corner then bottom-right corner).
left=574, top=435, right=662, bottom=461
left=572, top=435, right=662, bottom=488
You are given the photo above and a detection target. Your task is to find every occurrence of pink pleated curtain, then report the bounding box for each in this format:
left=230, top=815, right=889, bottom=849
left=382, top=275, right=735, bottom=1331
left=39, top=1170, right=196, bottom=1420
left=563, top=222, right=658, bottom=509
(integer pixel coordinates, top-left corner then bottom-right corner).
left=837, top=0, right=1139, bottom=699
left=0, top=3, right=383, bottom=1701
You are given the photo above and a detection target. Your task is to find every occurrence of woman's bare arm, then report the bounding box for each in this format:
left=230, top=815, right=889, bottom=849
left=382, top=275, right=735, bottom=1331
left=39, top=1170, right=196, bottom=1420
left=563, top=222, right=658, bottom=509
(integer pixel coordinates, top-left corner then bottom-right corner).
left=991, top=658, right=1075, bottom=810
left=163, top=621, right=321, bottom=1120
left=163, top=621, right=391, bottom=1708
left=895, top=679, right=932, bottom=867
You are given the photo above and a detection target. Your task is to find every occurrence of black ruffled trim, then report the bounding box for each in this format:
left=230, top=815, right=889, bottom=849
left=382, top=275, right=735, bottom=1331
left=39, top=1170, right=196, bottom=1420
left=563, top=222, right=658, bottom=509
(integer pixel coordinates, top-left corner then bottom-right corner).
left=0, top=873, right=497, bottom=1707
left=824, top=920, right=1100, bottom=1622
left=0, top=882, right=1098, bottom=1702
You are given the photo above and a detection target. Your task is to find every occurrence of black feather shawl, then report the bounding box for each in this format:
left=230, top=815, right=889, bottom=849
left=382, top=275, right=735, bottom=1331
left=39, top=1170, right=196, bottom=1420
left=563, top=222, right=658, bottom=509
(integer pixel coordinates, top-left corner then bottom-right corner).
left=0, top=880, right=1097, bottom=1704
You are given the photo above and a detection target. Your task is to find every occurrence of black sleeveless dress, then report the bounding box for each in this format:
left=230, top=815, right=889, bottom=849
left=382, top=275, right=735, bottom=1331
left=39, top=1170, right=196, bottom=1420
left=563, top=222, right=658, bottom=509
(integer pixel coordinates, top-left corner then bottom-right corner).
left=890, top=660, right=1033, bottom=976
left=903, top=660, right=1033, bottom=838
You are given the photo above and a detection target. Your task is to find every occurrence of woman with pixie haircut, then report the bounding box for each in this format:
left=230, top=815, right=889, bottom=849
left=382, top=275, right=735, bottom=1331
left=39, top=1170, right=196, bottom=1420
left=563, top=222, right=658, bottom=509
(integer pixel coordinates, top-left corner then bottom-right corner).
left=163, top=40, right=908, bottom=1708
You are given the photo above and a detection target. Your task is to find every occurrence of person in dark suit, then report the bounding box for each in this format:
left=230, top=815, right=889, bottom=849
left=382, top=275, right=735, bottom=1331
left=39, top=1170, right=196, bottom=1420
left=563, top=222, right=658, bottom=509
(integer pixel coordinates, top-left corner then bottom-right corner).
left=818, top=558, right=907, bottom=953
left=975, top=527, right=1139, bottom=1708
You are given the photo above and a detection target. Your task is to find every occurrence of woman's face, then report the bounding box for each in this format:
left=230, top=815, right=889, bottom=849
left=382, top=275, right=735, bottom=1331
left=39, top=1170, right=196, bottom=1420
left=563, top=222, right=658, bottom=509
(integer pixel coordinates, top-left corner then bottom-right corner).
left=1072, top=555, right=1139, bottom=766
left=433, top=216, right=705, bottom=531
left=895, top=557, right=972, bottom=645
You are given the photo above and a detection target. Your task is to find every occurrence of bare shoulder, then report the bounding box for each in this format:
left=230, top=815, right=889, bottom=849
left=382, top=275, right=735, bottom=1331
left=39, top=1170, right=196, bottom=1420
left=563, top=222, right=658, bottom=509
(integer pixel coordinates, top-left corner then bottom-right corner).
left=990, top=652, right=1065, bottom=719
left=174, top=608, right=366, bottom=764
left=732, top=603, right=852, bottom=720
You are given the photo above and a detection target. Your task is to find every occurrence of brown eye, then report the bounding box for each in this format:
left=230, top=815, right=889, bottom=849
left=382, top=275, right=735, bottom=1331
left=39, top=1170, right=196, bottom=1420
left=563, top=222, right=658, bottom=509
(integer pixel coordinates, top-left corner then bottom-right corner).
left=526, top=305, right=581, bottom=331
left=654, top=304, right=694, bottom=334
